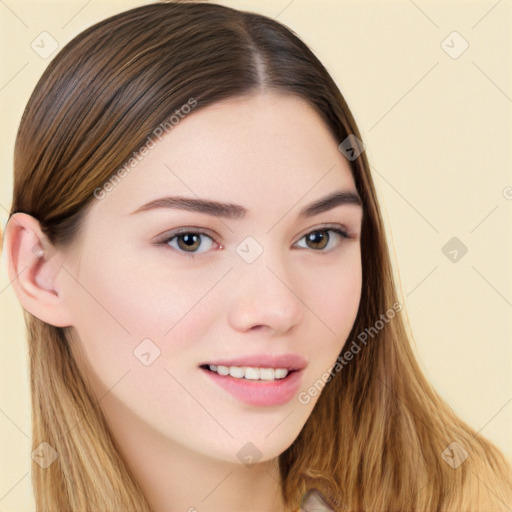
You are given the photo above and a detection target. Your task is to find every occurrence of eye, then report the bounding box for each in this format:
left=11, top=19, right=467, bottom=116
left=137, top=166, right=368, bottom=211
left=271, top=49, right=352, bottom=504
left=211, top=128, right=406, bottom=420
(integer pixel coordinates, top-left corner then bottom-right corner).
left=157, top=229, right=220, bottom=258
left=294, top=226, right=350, bottom=251
left=156, top=224, right=351, bottom=258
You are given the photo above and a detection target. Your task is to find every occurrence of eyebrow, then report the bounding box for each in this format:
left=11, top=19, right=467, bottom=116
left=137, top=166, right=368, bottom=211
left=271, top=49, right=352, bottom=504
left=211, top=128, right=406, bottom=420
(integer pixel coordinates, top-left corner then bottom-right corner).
left=129, top=190, right=362, bottom=219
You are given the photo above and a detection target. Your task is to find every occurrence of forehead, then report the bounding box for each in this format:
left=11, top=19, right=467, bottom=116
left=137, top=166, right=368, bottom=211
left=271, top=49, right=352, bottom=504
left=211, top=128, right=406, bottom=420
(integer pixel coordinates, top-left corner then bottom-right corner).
left=87, top=91, right=356, bottom=222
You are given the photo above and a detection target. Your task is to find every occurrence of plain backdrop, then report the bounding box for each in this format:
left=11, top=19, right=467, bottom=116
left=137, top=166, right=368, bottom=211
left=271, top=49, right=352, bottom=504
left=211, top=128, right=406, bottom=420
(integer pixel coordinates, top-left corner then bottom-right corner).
left=1, top=1, right=511, bottom=510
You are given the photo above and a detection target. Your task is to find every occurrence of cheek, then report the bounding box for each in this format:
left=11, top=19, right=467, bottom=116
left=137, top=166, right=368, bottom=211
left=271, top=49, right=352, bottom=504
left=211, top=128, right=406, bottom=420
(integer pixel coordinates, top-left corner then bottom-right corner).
left=302, top=252, right=362, bottom=341
left=299, top=252, right=362, bottom=379
left=64, top=249, right=221, bottom=388
left=293, top=255, right=361, bottom=412
left=72, top=243, right=221, bottom=327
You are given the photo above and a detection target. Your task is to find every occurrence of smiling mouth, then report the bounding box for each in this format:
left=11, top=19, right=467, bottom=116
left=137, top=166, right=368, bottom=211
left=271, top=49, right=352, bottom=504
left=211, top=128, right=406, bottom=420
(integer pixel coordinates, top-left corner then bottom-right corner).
left=200, top=364, right=297, bottom=381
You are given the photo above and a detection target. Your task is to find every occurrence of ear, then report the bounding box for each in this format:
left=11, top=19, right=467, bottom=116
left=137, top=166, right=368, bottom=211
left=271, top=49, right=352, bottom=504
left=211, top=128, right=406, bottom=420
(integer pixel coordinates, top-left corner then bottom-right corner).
left=2, top=212, right=73, bottom=327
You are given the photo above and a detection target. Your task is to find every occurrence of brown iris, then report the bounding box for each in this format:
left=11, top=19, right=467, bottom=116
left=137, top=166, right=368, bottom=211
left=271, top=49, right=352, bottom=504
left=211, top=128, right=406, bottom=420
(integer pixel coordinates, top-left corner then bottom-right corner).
left=305, top=230, right=329, bottom=250
left=176, top=233, right=202, bottom=252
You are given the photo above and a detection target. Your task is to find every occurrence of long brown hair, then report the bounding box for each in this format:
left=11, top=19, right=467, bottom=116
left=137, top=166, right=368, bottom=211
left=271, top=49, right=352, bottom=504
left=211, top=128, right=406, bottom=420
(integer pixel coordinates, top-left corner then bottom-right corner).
left=5, top=1, right=511, bottom=510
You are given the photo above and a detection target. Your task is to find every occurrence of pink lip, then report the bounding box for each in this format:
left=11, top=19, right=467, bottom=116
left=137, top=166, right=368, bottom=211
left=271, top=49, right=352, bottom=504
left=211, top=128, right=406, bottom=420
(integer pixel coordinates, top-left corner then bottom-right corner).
left=198, top=353, right=308, bottom=407
left=199, top=353, right=307, bottom=371
left=201, top=367, right=304, bottom=407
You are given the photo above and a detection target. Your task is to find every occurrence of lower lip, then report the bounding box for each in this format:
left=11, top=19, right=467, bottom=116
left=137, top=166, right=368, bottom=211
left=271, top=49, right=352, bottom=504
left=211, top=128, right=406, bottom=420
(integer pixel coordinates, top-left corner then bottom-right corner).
left=201, top=368, right=303, bottom=407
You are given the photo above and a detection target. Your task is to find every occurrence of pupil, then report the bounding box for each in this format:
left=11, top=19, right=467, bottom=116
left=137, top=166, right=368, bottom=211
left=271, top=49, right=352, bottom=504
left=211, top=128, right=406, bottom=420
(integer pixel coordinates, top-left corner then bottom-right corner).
left=183, top=234, right=196, bottom=245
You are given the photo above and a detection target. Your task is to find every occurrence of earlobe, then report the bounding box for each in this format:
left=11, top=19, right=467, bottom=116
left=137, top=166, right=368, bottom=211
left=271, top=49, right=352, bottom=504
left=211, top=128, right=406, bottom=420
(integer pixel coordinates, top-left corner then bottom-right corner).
left=3, top=212, right=73, bottom=327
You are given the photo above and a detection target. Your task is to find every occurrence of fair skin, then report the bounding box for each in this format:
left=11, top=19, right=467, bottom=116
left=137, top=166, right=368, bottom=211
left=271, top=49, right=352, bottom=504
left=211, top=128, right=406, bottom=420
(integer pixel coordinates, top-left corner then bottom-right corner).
left=5, top=92, right=363, bottom=512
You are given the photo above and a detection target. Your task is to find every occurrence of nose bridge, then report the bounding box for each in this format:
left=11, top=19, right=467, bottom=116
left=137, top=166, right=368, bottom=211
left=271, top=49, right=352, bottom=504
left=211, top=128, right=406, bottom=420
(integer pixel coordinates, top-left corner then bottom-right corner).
left=227, top=244, right=304, bottom=333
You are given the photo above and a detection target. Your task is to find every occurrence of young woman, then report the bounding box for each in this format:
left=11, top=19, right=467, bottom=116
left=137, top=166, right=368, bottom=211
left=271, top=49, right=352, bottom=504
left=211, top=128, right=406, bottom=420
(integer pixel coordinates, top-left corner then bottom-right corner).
left=2, top=1, right=511, bottom=511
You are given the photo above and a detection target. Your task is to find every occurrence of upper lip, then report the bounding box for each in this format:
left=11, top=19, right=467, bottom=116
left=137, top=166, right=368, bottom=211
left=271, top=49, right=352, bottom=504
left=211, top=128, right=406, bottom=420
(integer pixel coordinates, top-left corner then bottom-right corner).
left=200, top=353, right=307, bottom=371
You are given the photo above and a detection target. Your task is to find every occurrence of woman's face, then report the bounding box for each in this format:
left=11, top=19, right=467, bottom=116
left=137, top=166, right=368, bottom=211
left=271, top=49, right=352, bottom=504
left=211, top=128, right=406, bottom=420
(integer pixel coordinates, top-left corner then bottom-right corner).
left=62, top=91, right=363, bottom=464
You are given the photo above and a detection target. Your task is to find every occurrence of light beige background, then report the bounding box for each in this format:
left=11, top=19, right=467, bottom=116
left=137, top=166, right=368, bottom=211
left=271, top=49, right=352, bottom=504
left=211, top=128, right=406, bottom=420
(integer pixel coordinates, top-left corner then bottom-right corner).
left=1, top=1, right=511, bottom=510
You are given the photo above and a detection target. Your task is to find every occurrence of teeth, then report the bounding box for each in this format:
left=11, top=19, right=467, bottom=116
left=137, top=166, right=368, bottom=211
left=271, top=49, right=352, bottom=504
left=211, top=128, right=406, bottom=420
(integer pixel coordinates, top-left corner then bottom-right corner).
left=229, top=366, right=245, bottom=378
left=244, top=367, right=260, bottom=380
left=274, top=368, right=288, bottom=379
left=208, top=364, right=289, bottom=380
left=216, top=365, right=229, bottom=376
left=259, top=368, right=274, bottom=380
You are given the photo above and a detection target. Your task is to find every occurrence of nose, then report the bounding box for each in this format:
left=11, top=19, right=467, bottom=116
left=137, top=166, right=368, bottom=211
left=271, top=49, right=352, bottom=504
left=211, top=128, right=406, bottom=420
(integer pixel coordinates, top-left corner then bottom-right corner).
left=227, top=254, right=304, bottom=335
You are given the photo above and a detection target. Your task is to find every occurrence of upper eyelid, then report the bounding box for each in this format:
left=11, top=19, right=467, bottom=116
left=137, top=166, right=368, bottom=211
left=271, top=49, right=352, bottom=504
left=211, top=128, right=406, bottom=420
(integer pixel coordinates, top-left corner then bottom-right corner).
left=295, top=222, right=350, bottom=238
left=155, top=226, right=218, bottom=243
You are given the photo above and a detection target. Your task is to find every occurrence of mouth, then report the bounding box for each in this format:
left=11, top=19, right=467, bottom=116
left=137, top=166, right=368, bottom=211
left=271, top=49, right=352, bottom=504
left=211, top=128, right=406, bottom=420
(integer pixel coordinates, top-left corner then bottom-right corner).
left=198, top=354, right=307, bottom=407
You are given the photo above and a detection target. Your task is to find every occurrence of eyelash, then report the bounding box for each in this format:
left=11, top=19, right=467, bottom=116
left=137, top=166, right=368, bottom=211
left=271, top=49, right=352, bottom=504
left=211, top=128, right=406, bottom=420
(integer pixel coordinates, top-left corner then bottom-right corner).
left=156, top=224, right=352, bottom=259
